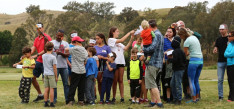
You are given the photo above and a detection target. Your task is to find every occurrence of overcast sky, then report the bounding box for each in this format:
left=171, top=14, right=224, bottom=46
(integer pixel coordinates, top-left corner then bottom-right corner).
left=0, top=0, right=225, bottom=15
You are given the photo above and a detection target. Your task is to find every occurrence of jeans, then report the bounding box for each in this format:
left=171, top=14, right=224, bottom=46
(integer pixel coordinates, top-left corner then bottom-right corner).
left=100, top=77, right=113, bottom=102
left=217, top=62, right=227, bottom=98
left=54, top=68, right=69, bottom=102
left=188, top=63, right=203, bottom=96
left=85, top=75, right=95, bottom=102
left=170, top=70, right=184, bottom=101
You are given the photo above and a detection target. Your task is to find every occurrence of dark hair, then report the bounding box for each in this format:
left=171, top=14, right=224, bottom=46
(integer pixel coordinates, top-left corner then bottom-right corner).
left=131, top=48, right=138, bottom=53
left=230, top=31, right=234, bottom=37
left=45, top=42, right=54, bottom=51
left=148, top=19, right=157, bottom=28
left=87, top=47, right=97, bottom=56
left=22, top=47, right=31, bottom=54
left=57, top=29, right=65, bottom=34
left=168, top=26, right=176, bottom=37
left=109, top=27, right=118, bottom=38
left=37, top=22, right=43, bottom=27
left=96, top=33, right=107, bottom=45
left=178, top=28, right=190, bottom=39
left=111, top=52, right=117, bottom=60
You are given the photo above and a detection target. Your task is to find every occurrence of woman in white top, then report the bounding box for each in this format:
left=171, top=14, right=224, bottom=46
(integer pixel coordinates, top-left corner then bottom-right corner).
left=108, top=27, right=134, bottom=102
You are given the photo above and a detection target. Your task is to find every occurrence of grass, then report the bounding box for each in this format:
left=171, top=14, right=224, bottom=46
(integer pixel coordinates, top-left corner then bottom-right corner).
left=0, top=67, right=232, bottom=109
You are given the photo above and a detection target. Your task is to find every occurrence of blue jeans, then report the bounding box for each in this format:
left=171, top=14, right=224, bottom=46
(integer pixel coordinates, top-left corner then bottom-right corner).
left=54, top=68, right=69, bottom=102
left=170, top=70, right=184, bottom=101
left=188, top=64, right=203, bottom=96
left=217, top=62, right=227, bottom=98
left=100, top=77, right=113, bottom=102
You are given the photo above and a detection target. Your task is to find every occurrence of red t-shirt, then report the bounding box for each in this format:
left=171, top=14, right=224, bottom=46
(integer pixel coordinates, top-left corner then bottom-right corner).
left=33, top=33, right=52, bottom=63
left=141, top=28, right=152, bottom=45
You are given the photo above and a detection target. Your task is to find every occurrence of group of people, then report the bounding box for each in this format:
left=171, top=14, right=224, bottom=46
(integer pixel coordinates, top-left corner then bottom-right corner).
left=13, top=19, right=234, bottom=108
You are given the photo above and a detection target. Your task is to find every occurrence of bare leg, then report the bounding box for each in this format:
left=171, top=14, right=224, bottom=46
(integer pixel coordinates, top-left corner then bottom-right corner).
left=112, top=69, right=119, bottom=99
left=97, top=72, right=103, bottom=96
left=32, top=76, right=42, bottom=94
left=50, top=88, right=54, bottom=103
left=166, top=88, right=171, bottom=99
left=44, top=88, right=49, bottom=101
left=151, top=88, right=162, bottom=103
left=118, top=67, right=125, bottom=98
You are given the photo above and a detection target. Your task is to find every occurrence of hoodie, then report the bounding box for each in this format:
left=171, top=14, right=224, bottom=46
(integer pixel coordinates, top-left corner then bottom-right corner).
left=168, top=36, right=186, bottom=71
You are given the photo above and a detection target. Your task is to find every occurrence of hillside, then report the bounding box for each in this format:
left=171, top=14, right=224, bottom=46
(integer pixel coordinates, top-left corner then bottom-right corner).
left=0, top=10, right=65, bottom=33
left=0, top=8, right=171, bottom=33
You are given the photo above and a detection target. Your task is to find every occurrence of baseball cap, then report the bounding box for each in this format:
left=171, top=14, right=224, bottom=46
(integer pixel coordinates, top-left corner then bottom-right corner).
left=72, top=36, right=85, bottom=42
left=89, top=39, right=96, bottom=44
left=219, top=24, right=227, bottom=29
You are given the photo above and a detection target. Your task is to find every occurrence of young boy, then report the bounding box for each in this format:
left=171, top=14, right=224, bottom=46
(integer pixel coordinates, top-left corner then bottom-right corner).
left=65, top=36, right=88, bottom=106
left=85, top=47, right=98, bottom=105
left=100, top=52, right=117, bottom=104
left=141, top=20, right=155, bottom=64
left=127, top=48, right=143, bottom=104
left=168, top=36, right=186, bottom=105
left=13, top=47, right=36, bottom=104
left=42, top=42, right=58, bottom=107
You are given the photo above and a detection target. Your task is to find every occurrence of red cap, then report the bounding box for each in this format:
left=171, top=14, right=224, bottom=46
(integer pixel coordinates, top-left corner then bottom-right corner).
left=72, top=36, right=85, bottom=42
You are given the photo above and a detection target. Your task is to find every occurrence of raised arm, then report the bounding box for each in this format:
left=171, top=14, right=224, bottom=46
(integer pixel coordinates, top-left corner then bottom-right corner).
left=124, top=34, right=134, bottom=51
left=116, top=30, right=135, bottom=43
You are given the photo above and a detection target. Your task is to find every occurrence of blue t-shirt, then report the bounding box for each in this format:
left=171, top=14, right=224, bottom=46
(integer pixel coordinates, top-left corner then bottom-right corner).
left=164, top=38, right=173, bottom=60
left=103, top=62, right=116, bottom=79
left=68, top=44, right=75, bottom=62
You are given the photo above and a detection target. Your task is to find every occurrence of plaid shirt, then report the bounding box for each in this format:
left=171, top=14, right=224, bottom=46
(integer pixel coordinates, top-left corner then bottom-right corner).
left=143, top=29, right=164, bottom=69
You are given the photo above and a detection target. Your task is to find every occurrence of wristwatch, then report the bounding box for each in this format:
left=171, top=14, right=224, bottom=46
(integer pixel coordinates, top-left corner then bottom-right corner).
left=37, top=53, right=39, bottom=57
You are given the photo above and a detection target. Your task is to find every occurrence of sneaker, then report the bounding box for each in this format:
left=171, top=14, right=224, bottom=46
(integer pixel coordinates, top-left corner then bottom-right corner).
left=50, top=102, right=55, bottom=107
left=99, top=101, right=104, bottom=104
left=44, top=101, right=49, bottom=107
left=106, top=100, right=111, bottom=104
left=219, top=97, right=223, bottom=101
left=78, top=101, right=84, bottom=106
left=120, top=98, right=124, bottom=103
left=33, top=95, right=44, bottom=102
left=129, top=98, right=132, bottom=101
left=136, top=101, right=140, bottom=104
left=144, top=102, right=156, bottom=107
left=111, top=98, right=116, bottom=103
left=227, top=100, right=232, bottom=102
left=67, top=101, right=74, bottom=106
left=131, top=101, right=135, bottom=104
left=89, top=101, right=95, bottom=105
left=21, top=100, right=28, bottom=104
left=156, top=103, right=164, bottom=108
left=144, top=99, right=149, bottom=102
left=186, top=100, right=197, bottom=103
left=174, top=100, right=181, bottom=105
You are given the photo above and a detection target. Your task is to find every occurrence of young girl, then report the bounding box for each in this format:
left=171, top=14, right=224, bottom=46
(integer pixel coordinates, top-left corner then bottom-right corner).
left=108, top=27, right=134, bottom=103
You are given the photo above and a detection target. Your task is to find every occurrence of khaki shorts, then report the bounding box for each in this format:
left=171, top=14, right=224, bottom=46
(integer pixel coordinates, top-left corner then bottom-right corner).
left=145, top=66, right=161, bottom=89
left=44, top=75, right=57, bottom=88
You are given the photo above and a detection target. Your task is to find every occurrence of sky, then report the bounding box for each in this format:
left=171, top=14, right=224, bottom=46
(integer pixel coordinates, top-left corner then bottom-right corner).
left=0, top=0, right=225, bottom=15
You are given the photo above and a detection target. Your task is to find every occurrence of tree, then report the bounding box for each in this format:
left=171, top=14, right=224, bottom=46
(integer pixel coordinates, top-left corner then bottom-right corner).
left=0, top=30, right=13, bottom=60
left=117, top=7, right=139, bottom=24
left=22, top=5, right=54, bottom=40
left=8, top=28, right=28, bottom=67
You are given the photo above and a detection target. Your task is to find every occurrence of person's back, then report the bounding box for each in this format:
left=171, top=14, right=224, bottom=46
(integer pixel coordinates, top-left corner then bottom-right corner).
left=184, top=35, right=203, bottom=59
left=43, top=54, right=57, bottom=75
left=141, top=28, right=153, bottom=45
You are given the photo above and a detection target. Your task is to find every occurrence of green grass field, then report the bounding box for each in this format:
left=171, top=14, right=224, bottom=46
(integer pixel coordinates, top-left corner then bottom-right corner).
left=0, top=67, right=233, bottom=109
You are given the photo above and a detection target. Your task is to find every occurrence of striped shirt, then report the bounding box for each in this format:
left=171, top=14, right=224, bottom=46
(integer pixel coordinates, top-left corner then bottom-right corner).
left=143, top=29, right=164, bottom=69
left=69, top=45, right=88, bottom=74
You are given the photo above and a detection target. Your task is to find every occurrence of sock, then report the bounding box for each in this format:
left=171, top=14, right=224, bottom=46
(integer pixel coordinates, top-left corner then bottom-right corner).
left=157, top=103, right=163, bottom=107
left=167, top=98, right=170, bottom=102
left=132, top=100, right=135, bottom=102
left=39, top=94, right=43, bottom=96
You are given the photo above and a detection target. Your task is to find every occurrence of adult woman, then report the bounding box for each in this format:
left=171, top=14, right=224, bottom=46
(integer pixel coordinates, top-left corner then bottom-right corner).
left=178, top=28, right=203, bottom=103
left=163, top=26, right=176, bottom=102
left=108, top=27, right=134, bottom=103
left=94, top=33, right=111, bottom=97
left=224, top=31, right=234, bottom=102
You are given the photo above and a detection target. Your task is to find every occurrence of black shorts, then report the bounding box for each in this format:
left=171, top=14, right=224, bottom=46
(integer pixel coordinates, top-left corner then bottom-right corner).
left=164, top=77, right=172, bottom=89
left=33, top=61, right=44, bottom=78
left=116, top=64, right=125, bottom=69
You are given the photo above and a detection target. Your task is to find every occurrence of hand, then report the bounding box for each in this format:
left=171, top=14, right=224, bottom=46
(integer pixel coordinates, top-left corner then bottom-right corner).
left=55, top=77, right=58, bottom=82
left=130, top=30, right=135, bottom=35
left=213, top=47, right=218, bottom=54
left=106, top=61, right=109, bottom=65
left=94, top=78, right=97, bottom=81
left=22, top=66, right=28, bottom=69
left=56, top=51, right=61, bottom=55
left=13, top=64, right=17, bottom=68
left=31, top=55, right=37, bottom=59
left=139, top=80, right=142, bottom=84
left=68, top=63, right=72, bottom=68
left=20, top=56, right=25, bottom=60
left=128, top=80, right=130, bottom=84
left=97, top=55, right=103, bottom=59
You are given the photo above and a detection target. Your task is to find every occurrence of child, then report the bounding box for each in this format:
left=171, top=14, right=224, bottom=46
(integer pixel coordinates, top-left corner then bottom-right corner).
left=13, top=47, right=36, bottom=104
left=168, top=36, right=186, bottom=105
left=85, top=47, right=98, bottom=105
left=65, top=36, right=88, bottom=106
left=127, top=48, right=143, bottom=104
left=141, top=20, right=155, bottom=64
left=42, top=42, right=58, bottom=107
left=100, top=52, right=117, bottom=104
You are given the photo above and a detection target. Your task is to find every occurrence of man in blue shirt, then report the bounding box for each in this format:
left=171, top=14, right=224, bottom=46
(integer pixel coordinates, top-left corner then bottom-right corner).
left=143, top=19, right=164, bottom=108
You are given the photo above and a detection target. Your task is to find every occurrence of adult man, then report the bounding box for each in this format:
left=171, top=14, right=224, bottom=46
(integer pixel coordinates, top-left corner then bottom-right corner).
left=143, top=19, right=164, bottom=108
left=213, top=24, right=229, bottom=101
left=31, top=23, right=52, bottom=102
left=51, top=29, right=70, bottom=103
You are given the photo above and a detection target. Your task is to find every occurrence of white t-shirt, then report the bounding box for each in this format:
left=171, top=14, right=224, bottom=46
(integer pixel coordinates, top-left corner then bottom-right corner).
left=108, top=38, right=126, bottom=65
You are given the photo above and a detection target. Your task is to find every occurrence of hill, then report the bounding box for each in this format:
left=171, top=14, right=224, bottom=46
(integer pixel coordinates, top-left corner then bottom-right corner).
left=0, top=10, right=65, bottom=33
